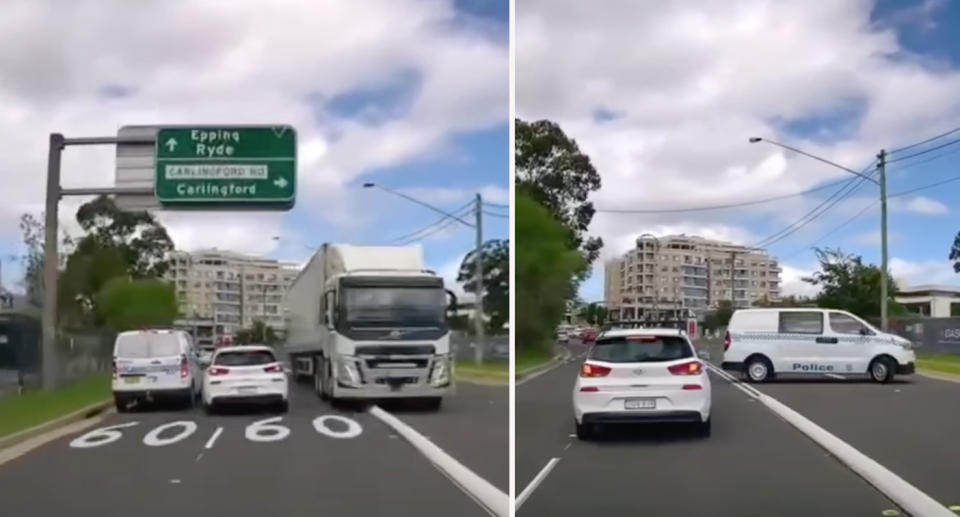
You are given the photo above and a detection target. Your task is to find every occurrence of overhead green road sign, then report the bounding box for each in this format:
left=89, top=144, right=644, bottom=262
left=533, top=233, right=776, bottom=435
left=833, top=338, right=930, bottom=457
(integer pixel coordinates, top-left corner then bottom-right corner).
left=155, top=126, right=296, bottom=209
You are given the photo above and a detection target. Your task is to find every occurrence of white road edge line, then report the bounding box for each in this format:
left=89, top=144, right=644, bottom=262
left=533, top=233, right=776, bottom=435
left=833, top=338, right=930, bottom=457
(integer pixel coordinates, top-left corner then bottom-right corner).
left=705, top=363, right=954, bottom=517
left=204, top=427, right=223, bottom=449
left=368, top=405, right=508, bottom=517
left=515, top=349, right=577, bottom=386
left=516, top=457, right=560, bottom=510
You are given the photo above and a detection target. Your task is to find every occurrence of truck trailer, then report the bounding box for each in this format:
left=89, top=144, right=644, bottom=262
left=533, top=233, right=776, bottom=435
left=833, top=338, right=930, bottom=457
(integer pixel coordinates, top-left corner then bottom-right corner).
left=284, top=244, right=456, bottom=409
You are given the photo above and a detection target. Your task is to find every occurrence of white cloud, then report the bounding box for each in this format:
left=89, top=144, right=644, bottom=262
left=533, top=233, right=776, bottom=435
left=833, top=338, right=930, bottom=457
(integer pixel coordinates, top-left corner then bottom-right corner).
left=518, top=0, right=960, bottom=296
left=0, top=0, right=507, bottom=255
left=891, top=196, right=949, bottom=215
left=780, top=263, right=820, bottom=298
left=890, top=258, right=959, bottom=288
left=437, top=252, right=468, bottom=297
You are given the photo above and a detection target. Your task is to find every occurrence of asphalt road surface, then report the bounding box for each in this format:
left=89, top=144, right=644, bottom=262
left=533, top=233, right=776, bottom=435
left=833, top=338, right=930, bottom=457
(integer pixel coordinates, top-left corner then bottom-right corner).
left=0, top=379, right=505, bottom=517
left=517, top=340, right=904, bottom=517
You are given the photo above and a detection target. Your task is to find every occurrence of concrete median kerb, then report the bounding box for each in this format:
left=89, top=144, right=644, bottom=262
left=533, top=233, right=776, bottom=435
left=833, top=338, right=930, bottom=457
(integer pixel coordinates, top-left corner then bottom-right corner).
left=516, top=346, right=571, bottom=383
left=0, top=398, right=112, bottom=452
left=916, top=368, right=960, bottom=384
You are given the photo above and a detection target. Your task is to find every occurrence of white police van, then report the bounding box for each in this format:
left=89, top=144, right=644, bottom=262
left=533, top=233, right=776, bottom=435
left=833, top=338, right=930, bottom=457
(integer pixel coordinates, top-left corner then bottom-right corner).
left=721, top=308, right=915, bottom=383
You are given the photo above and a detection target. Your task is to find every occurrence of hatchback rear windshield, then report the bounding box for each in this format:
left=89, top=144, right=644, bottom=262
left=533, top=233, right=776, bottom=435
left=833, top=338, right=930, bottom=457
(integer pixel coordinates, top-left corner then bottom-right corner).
left=214, top=350, right=276, bottom=366
left=115, top=333, right=181, bottom=358
left=589, top=335, right=692, bottom=363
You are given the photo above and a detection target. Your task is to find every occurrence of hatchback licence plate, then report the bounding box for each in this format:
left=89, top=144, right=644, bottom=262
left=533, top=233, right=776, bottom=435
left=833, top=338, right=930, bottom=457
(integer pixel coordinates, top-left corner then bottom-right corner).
left=624, top=398, right=656, bottom=410
left=236, top=386, right=258, bottom=394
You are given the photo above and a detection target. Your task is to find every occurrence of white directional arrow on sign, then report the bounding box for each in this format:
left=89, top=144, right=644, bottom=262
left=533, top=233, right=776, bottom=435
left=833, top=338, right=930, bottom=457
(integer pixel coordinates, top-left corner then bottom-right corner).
left=165, top=138, right=177, bottom=152
left=273, top=177, right=288, bottom=189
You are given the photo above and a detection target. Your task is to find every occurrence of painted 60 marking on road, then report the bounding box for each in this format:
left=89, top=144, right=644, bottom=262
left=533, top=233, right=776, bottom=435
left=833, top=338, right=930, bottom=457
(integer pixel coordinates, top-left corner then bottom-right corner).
left=68, top=415, right=363, bottom=449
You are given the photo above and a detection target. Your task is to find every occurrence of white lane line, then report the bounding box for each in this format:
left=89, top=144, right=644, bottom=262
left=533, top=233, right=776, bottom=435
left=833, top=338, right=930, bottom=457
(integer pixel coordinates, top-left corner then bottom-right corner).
left=516, top=458, right=561, bottom=510
left=705, top=363, right=954, bottom=517
left=825, top=373, right=845, bottom=380
left=515, top=348, right=578, bottom=386
left=204, top=427, right=223, bottom=449
left=369, top=405, right=508, bottom=517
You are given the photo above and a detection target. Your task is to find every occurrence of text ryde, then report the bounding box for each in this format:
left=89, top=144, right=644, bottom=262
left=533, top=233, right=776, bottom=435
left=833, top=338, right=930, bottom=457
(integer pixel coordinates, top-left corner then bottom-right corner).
left=191, top=129, right=241, bottom=158
left=792, top=363, right=834, bottom=372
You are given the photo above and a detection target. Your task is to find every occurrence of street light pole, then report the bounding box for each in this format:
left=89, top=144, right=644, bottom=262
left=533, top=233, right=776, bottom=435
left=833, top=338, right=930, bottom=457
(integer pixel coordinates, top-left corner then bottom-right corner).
left=362, top=182, right=486, bottom=363
left=749, top=137, right=890, bottom=331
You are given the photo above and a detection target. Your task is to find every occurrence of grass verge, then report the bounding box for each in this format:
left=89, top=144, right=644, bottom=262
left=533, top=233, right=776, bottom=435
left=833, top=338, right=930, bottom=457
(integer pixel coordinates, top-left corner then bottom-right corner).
left=455, top=360, right=509, bottom=384
left=916, top=354, right=960, bottom=376
left=516, top=347, right=556, bottom=377
left=0, top=374, right=111, bottom=439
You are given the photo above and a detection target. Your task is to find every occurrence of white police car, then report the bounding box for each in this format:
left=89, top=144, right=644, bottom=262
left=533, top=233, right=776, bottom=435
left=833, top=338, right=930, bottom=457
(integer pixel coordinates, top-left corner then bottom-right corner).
left=721, top=308, right=915, bottom=383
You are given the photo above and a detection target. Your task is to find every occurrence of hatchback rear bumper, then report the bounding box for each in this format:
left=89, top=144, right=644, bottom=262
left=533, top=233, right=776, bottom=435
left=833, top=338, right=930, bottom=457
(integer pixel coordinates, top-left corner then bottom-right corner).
left=581, top=410, right=703, bottom=425
left=209, top=394, right=285, bottom=406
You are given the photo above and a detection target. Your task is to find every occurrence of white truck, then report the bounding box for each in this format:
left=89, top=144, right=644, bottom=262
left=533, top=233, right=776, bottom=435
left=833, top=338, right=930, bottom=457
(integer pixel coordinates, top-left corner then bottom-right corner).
left=284, top=244, right=456, bottom=409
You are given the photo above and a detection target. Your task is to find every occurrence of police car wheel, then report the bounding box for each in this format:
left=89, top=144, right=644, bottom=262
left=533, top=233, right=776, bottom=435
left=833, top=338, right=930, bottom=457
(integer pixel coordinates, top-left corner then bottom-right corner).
left=869, top=357, right=894, bottom=383
left=745, top=358, right=771, bottom=383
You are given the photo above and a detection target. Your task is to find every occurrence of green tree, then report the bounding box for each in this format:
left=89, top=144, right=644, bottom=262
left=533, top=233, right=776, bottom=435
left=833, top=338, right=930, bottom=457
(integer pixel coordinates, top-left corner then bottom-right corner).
left=236, top=320, right=279, bottom=345
left=703, top=300, right=734, bottom=332
left=578, top=302, right=608, bottom=326
left=74, top=196, right=174, bottom=278
left=458, top=239, right=509, bottom=333
left=96, top=278, right=179, bottom=331
left=950, top=231, right=960, bottom=273
left=516, top=119, right=603, bottom=269
left=516, top=192, right=586, bottom=354
left=803, top=247, right=904, bottom=318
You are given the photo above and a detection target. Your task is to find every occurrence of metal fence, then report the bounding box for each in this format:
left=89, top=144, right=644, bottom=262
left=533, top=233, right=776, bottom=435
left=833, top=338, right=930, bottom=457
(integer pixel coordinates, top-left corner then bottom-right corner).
left=0, top=313, right=113, bottom=395
left=451, top=332, right=509, bottom=362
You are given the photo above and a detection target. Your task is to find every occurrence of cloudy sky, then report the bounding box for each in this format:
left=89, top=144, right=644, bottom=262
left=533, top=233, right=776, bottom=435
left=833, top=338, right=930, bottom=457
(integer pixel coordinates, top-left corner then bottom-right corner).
left=517, top=0, right=960, bottom=302
left=0, top=0, right=508, bottom=294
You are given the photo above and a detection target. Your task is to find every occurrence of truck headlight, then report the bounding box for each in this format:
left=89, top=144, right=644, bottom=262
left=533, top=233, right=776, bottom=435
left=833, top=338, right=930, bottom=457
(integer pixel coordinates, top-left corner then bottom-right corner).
left=336, top=358, right=362, bottom=386
left=429, top=356, right=451, bottom=387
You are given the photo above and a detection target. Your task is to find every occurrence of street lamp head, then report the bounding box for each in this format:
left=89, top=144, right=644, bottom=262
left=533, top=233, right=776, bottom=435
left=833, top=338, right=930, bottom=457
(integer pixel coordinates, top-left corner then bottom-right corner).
left=362, top=182, right=375, bottom=188
left=748, top=137, right=763, bottom=143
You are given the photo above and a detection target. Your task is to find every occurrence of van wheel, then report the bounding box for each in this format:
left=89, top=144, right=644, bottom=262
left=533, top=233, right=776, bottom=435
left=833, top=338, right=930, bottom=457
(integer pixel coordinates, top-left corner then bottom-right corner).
left=114, top=394, right=129, bottom=413
left=745, top=357, right=772, bottom=383
left=869, top=357, right=895, bottom=383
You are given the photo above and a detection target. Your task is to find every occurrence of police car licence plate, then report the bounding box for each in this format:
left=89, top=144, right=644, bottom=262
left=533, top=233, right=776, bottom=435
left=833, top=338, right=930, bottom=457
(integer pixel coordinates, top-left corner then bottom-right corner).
left=624, top=398, right=656, bottom=410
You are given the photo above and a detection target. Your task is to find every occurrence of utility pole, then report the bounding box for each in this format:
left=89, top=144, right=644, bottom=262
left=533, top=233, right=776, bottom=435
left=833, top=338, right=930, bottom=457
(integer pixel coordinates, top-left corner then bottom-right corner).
left=473, top=193, right=485, bottom=364
left=41, top=134, right=64, bottom=390
left=878, top=149, right=889, bottom=331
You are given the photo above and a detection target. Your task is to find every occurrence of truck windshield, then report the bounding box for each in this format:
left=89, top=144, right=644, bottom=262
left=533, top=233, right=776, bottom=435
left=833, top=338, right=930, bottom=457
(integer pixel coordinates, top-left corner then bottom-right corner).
left=343, top=286, right=445, bottom=327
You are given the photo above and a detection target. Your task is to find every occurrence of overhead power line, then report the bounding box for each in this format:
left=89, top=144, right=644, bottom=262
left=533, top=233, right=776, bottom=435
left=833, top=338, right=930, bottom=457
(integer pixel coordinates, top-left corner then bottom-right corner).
left=886, top=135, right=960, bottom=164
left=397, top=216, right=463, bottom=245
left=389, top=201, right=473, bottom=244
left=484, top=201, right=509, bottom=209
left=889, top=125, right=960, bottom=154
left=595, top=177, right=851, bottom=214
left=482, top=210, right=508, bottom=219
left=887, top=142, right=960, bottom=174
left=888, top=173, right=960, bottom=198
left=782, top=201, right=879, bottom=260
left=751, top=161, right=878, bottom=249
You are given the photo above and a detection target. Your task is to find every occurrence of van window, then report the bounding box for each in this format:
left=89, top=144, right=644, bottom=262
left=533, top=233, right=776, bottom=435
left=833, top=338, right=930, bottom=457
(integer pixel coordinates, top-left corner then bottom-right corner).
left=115, top=333, right=181, bottom=358
left=778, top=312, right=823, bottom=334
left=829, top=312, right=870, bottom=335
left=590, top=335, right=692, bottom=363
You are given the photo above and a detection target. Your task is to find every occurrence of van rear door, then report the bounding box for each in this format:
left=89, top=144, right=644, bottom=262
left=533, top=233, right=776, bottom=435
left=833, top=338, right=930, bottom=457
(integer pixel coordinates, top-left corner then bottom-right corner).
left=115, top=332, right=188, bottom=390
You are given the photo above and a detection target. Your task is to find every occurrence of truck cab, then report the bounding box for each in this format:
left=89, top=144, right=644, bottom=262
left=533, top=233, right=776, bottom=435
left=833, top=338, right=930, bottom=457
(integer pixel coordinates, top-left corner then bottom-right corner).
left=285, top=244, right=455, bottom=409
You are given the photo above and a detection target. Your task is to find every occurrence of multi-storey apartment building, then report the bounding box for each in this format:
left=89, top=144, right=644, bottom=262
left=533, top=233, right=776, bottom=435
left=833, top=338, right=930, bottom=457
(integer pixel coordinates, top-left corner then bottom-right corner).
left=166, top=249, right=299, bottom=342
left=604, top=234, right=781, bottom=321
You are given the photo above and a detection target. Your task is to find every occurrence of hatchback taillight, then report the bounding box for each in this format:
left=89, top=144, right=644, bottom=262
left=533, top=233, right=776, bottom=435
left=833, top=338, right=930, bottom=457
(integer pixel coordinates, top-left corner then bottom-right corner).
left=180, top=354, right=189, bottom=378
left=580, top=363, right=611, bottom=377
left=668, top=361, right=702, bottom=375
left=264, top=364, right=283, bottom=373
left=208, top=366, right=230, bottom=376
left=682, top=384, right=703, bottom=390
left=112, top=358, right=117, bottom=380
left=723, top=331, right=731, bottom=352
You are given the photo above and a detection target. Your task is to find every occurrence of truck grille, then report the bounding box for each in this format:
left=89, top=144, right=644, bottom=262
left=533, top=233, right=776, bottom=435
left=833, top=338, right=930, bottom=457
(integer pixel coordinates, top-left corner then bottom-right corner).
left=355, top=345, right=435, bottom=355
left=365, top=358, right=429, bottom=369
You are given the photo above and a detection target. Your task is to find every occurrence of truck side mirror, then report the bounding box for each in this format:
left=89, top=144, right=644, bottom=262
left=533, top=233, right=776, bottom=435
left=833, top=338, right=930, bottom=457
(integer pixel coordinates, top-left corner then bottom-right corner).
left=323, top=290, right=336, bottom=329
left=445, top=289, right=458, bottom=318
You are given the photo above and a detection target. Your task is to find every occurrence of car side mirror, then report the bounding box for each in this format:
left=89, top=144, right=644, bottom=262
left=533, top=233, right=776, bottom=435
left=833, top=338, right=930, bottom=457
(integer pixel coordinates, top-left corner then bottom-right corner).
left=859, top=327, right=869, bottom=336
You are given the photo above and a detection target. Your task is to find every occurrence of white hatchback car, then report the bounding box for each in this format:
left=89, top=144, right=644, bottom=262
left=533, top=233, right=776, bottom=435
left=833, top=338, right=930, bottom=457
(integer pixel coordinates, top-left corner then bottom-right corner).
left=203, top=346, right=289, bottom=413
left=573, top=328, right=712, bottom=440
